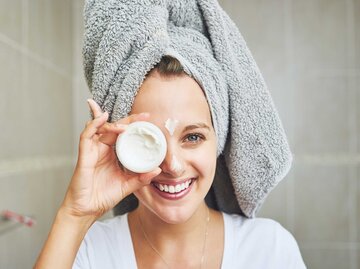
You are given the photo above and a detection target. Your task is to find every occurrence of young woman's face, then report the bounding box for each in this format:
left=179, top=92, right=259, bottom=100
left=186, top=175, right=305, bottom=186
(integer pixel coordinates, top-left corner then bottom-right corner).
left=130, top=71, right=217, bottom=224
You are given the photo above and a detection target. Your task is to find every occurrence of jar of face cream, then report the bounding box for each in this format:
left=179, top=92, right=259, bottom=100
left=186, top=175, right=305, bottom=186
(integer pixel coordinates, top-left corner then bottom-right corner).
left=115, top=121, right=167, bottom=173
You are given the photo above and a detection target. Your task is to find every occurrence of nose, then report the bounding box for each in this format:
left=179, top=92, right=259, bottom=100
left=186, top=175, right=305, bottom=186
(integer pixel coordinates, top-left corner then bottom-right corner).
left=159, top=143, right=185, bottom=177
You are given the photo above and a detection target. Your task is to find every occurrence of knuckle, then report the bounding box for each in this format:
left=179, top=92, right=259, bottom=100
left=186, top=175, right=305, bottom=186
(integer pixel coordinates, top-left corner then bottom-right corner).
left=79, top=132, right=87, bottom=140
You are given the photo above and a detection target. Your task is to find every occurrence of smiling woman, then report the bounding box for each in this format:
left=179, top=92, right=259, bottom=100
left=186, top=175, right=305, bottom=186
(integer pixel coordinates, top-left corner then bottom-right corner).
left=33, top=1, right=306, bottom=269
left=128, top=57, right=217, bottom=228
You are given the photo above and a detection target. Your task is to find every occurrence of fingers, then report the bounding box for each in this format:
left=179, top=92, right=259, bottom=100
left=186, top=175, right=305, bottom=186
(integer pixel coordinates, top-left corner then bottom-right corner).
left=118, top=112, right=150, bottom=125
left=81, top=111, right=109, bottom=140
left=98, top=133, right=119, bottom=146
left=96, top=113, right=149, bottom=145
left=84, top=99, right=151, bottom=146
left=98, top=122, right=127, bottom=133
left=122, top=168, right=162, bottom=195
left=86, top=99, right=149, bottom=134
left=87, top=99, right=103, bottom=118
left=87, top=98, right=150, bottom=125
left=138, top=167, right=162, bottom=184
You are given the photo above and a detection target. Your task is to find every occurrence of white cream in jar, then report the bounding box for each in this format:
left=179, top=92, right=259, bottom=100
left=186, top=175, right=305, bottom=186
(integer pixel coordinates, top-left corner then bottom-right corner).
left=115, top=121, right=167, bottom=173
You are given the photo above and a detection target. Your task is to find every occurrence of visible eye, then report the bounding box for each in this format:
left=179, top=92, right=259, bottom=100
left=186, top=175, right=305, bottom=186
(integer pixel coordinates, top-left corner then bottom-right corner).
left=183, top=133, right=205, bottom=144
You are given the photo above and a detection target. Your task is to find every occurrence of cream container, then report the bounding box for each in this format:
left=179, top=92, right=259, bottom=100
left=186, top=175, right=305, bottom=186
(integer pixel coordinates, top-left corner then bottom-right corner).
left=115, top=121, right=167, bottom=173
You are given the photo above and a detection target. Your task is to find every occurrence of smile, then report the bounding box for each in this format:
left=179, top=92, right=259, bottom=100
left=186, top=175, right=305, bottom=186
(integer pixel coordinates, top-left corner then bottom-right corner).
left=151, top=178, right=196, bottom=200
left=153, top=179, right=192, bottom=193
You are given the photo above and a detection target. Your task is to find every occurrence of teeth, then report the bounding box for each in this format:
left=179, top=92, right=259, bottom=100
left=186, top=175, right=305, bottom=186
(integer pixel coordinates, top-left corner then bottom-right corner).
left=155, top=179, right=192, bottom=194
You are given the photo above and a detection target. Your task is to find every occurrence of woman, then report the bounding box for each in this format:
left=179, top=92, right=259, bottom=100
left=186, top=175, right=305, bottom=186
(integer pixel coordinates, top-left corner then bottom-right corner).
left=35, top=0, right=307, bottom=267
left=34, top=56, right=306, bottom=269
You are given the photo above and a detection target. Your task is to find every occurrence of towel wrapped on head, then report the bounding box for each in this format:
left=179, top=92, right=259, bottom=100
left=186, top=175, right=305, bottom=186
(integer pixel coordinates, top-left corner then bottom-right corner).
left=83, top=0, right=293, bottom=218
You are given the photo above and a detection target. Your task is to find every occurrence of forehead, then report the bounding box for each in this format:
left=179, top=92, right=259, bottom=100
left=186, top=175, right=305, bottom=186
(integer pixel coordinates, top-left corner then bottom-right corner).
left=131, top=72, right=212, bottom=125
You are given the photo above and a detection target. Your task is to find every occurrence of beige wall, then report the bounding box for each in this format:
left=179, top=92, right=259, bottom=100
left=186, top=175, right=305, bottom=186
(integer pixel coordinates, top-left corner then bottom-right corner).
left=0, top=0, right=74, bottom=268
left=0, top=0, right=358, bottom=268
left=218, top=0, right=359, bottom=268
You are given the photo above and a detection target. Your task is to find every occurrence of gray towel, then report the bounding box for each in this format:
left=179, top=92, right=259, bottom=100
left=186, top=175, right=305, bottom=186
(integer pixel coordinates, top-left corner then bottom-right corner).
left=83, top=0, right=293, bottom=218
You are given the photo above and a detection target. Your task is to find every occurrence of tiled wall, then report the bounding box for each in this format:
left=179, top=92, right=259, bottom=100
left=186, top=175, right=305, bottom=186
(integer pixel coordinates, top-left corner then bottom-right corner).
left=218, top=0, right=359, bottom=268
left=0, top=0, right=74, bottom=268
left=0, top=0, right=358, bottom=268
left=71, top=0, right=360, bottom=268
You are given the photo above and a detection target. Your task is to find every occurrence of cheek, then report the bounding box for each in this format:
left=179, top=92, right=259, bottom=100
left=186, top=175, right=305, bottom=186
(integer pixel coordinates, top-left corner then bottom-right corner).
left=188, top=141, right=217, bottom=176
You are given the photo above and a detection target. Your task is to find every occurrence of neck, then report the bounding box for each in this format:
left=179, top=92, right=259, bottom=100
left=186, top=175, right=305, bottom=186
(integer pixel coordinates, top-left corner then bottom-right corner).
left=130, top=202, right=209, bottom=252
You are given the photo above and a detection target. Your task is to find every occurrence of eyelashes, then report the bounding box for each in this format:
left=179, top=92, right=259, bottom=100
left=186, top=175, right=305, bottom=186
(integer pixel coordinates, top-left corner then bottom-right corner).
left=183, top=133, right=206, bottom=144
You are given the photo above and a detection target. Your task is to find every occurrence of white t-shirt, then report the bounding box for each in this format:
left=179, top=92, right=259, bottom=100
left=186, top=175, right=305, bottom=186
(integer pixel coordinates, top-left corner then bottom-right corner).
left=73, top=212, right=306, bottom=269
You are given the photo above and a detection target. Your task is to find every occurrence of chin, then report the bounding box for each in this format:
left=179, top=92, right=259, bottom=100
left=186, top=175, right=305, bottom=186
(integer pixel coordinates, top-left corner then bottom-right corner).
left=151, top=204, right=197, bottom=224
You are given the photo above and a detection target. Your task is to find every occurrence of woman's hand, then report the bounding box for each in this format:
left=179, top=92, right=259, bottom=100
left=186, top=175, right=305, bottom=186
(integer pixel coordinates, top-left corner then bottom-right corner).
left=61, top=99, right=161, bottom=220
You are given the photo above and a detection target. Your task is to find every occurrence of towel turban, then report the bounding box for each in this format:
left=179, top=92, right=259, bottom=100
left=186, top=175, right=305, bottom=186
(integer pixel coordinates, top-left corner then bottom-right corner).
left=83, top=0, right=293, bottom=218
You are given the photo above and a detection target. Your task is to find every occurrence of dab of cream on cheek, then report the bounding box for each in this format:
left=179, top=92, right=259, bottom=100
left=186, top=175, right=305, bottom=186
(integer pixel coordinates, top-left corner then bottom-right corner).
left=170, top=154, right=183, bottom=173
left=165, top=118, right=179, bottom=136
left=164, top=119, right=183, bottom=172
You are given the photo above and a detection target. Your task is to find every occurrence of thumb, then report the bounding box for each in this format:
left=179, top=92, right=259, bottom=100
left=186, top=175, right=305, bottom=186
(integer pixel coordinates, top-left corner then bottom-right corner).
left=138, top=167, right=162, bottom=184
left=123, top=168, right=162, bottom=195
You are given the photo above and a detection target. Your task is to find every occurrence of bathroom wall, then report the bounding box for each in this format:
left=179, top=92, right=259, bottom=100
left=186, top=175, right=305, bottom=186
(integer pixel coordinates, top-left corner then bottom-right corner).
left=0, top=0, right=74, bottom=268
left=71, top=0, right=360, bottom=268
left=0, top=0, right=358, bottom=268
left=218, top=0, right=359, bottom=268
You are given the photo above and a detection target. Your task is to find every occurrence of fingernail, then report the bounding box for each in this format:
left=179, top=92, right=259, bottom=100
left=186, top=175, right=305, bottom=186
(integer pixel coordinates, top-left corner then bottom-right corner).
left=139, top=112, right=150, bottom=117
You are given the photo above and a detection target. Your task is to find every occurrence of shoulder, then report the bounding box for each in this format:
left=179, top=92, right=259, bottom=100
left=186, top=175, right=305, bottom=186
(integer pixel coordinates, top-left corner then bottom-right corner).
left=223, top=212, right=295, bottom=240
left=73, top=215, right=132, bottom=269
left=223, top=212, right=289, bottom=240
left=89, top=215, right=125, bottom=234
left=222, top=213, right=306, bottom=268
left=84, top=215, right=124, bottom=241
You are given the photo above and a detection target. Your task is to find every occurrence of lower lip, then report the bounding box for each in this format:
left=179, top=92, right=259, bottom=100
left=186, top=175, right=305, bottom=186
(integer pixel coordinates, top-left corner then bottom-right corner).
left=151, top=179, right=195, bottom=200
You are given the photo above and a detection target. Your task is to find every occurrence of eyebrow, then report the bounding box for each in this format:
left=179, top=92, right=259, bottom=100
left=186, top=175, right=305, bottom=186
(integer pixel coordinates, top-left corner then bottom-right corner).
left=183, top=123, right=211, bottom=132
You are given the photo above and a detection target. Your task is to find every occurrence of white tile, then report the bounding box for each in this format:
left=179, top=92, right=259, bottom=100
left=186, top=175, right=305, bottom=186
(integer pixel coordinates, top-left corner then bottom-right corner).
left=356, top=77, right=360, bottom=153
left=0, top=42, right=24, bottom=159
left=0, top=0, right=22, bottom=43
left=22, top=57, right=73, bottom=157
left=0, top=167, right=73, bottom=268
left=294, top=163, right=350, bottom=242
left=27, top=0, right=73, bottom=74
left=357, top=166, right=360, bottom=243
left=293, top=75, right=350, bottom=154
left=301, top=248, right=351, bottom=269
left=354, top=0, right=360, bottom=69
left=219, top=0, right=294, bottom=147
left=292, top=0, right=349, bottom=70
left=257, top=175, right=290, bottom=227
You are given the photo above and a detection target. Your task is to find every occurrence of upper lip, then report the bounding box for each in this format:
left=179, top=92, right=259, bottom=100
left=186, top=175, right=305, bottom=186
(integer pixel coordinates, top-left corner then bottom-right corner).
left=151, top=177, right=195, bottom=186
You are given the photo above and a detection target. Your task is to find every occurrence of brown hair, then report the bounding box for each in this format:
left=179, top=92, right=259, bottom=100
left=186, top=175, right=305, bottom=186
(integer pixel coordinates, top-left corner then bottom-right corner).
left=150, top=55, right=185, bottom=77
